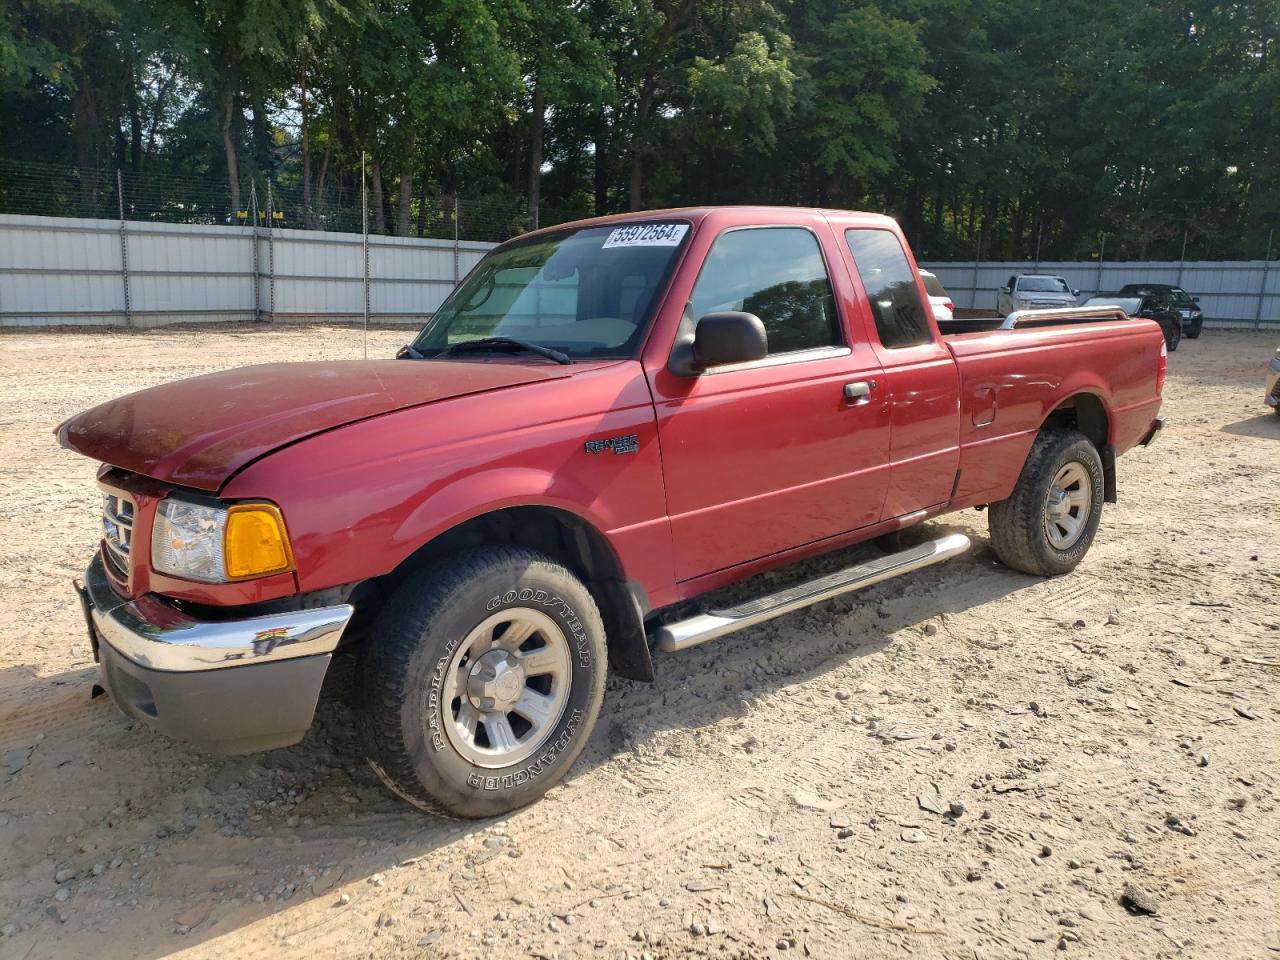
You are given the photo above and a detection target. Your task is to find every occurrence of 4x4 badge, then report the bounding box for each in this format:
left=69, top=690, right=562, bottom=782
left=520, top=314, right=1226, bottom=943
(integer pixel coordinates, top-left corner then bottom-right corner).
left=584, top=434, right=639, bottom=455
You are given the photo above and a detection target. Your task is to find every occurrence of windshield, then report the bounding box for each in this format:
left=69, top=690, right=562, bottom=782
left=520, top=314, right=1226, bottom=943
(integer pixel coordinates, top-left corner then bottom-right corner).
left=411, top=221, right=690, bottom=360
left=1084, top=297, right=1141, bottom=314
left=1121, top=285, right=1190, bottom=304
left=1018, top=276, right=1072, bottom=293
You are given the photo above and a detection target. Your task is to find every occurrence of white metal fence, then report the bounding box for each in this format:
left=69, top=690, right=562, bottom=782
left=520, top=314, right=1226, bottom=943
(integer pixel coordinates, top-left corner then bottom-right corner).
left=4, top=215, right=1278, bottom=332
left=0, top=213, right=496, bottom=327
left=921, top=259, right=1280, bottom=329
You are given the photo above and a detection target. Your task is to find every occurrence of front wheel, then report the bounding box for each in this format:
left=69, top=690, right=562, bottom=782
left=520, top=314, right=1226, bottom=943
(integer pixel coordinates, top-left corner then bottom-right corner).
left=1165, top=319, right=1181, bottom=351
left=357, top=546, right=607, bottom=817
left=988, top=429, right=1105, bottom=577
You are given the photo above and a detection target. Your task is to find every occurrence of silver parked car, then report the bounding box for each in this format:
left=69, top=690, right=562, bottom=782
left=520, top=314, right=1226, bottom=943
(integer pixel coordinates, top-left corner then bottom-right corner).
left=997, top=274, right=1080, bottom=317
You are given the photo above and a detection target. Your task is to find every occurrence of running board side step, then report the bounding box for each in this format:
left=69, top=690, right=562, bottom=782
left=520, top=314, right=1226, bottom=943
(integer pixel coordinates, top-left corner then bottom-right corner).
left=655, top=533, right=971, bottom=653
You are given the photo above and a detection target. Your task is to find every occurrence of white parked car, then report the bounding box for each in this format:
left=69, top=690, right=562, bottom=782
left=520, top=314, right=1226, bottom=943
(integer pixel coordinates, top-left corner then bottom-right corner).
left=919, top=270, right=954, bottom=321
left=997, top=274, right=1080, bottom=317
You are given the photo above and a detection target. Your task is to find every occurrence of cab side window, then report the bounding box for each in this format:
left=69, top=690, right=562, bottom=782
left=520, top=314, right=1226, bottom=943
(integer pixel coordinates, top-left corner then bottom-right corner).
left=845, top=228, right=931, bottom=349
left=689, top=227, right=841, bottom=355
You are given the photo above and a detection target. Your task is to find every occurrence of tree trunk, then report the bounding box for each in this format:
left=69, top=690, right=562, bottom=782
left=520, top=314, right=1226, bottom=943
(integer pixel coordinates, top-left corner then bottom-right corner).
left=70, top=81, right=100, bottom=207
left=397, top=169, right=414, bottom=236
left=145, top=71, right=175, bottom=159
left=252, top=96, right=271, bottom=175
left=316, top=140, right=331, bottom=225
left=416, top=174, right=429, bottom=237
left=932, top=182, right=943, bottom=250
left=528, top=78, right=545, bottom=229
left=628, top=154, right=644, bottom=211
left=300, top=76, right=312, bottom=226
left=593, top=106, right=609, bottom=216
left=370, top=161, right=387, bottom=234
left=628, top=78, right=657, bottom=211
left=221, top=91, right=241, bottom=221
left=127, top=51, right=143, bottom=172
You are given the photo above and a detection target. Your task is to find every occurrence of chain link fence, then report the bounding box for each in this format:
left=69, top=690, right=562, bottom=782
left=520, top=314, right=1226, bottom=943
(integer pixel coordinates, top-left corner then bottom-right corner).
left=0, top=158, right=528, bottom=243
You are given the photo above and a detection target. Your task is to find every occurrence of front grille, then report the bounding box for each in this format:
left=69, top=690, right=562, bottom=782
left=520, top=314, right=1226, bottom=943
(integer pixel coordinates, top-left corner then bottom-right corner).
left=102, top=493, right=134, bottom=579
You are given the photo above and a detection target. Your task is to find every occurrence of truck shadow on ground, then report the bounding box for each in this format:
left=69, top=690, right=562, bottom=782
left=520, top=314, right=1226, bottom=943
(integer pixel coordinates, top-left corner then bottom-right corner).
left=0, top=519, right=1044, bottom=959
left=1219, top=412, right=1280, bottom=439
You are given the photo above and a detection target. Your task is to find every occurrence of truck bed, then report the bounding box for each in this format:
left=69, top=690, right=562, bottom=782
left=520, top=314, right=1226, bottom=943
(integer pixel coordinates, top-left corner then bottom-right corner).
left=941, top=316, right=1165, bottom=507
left=937, top=305, right=1129, bottom=337
left=936, top=316, right=1005, bottom=335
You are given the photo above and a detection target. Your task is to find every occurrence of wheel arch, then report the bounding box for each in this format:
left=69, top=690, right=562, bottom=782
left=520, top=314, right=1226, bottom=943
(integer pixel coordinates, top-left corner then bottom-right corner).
left=1039, top=391, right=1117, bottom=503
left=369, top=504, right=654, bottom=682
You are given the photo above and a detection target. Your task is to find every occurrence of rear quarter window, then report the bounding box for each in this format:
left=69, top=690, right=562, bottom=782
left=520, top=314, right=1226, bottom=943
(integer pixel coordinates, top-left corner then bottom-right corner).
left=845, top=229, right=931, bottom=348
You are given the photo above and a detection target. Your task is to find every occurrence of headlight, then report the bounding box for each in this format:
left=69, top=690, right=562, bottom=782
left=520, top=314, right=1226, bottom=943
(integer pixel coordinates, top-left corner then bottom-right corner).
left=152, top=498, right=294, bottom=582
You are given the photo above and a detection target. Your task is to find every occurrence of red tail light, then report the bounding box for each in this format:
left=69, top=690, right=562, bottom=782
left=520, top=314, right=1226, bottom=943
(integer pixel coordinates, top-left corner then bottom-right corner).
left=944, top=300, right=954, bottom=311
left=1156, top=340, right=1167, bottom=394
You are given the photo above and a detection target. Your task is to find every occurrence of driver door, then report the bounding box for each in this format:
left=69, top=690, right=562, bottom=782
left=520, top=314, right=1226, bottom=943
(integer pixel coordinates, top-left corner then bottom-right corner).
left=647, top=219, right=890, bottom=583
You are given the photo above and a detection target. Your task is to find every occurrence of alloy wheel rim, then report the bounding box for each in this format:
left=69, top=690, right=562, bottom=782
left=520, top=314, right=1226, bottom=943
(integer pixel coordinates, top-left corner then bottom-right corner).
left=1044, top=461, right=1092, bottom=550
left=440, top=608, right=572, bottom=768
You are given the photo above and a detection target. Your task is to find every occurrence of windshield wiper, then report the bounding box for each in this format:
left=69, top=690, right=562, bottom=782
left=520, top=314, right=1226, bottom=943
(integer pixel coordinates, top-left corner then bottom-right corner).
left=440, top=337, right=571, bottom=365
left=396, top=343, right=426, bottom=360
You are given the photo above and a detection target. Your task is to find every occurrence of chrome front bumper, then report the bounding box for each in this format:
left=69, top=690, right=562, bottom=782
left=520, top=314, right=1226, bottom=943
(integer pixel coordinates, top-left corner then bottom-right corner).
left=79, top=555, right=352, bottom=672
left=76, top=556, right=354, bottom=753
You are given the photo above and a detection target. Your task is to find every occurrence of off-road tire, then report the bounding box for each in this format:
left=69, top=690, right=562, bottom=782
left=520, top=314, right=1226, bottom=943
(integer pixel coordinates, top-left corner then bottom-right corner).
left=357, top=546, right=607, bottom=818
left=988, top=429, right=1105, bottom=577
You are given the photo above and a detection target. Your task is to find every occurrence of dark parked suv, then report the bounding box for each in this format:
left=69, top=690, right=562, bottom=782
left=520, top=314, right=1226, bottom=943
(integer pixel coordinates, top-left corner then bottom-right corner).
left=1118, top=284, right=1203, bottom=338
left=1081, top=293, right=1182, bottom=350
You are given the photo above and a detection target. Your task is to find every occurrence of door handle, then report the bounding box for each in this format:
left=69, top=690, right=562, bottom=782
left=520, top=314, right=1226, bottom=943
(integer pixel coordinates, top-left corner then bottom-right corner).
left=843, top=380, right=876, bottom=401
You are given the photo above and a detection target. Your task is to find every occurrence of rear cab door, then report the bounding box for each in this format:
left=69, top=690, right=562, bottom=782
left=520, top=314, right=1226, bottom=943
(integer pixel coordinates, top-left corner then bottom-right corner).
left=832, top=215, right=961, bottom=519
left=642, top=208, right=891, bottom=584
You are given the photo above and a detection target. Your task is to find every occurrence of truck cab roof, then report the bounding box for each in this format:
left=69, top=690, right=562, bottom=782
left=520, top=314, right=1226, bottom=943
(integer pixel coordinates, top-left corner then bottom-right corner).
left=510, top=206, right=900, bottom=248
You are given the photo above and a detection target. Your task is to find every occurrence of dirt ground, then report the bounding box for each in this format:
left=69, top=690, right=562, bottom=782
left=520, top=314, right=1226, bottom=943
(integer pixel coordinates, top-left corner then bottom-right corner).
left=0, top=324, right=1277, bottom=960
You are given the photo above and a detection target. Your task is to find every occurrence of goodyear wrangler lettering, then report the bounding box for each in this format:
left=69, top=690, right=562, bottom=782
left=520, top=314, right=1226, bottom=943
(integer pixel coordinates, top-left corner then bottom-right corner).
left=467, top=709, right=584, bottom=791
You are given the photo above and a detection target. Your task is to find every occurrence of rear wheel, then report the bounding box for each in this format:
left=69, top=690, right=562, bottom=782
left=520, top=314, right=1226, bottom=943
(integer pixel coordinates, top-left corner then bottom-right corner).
left=988, top=429, right=1105, bottom=577
left=357, top=546, right=607, bottom=818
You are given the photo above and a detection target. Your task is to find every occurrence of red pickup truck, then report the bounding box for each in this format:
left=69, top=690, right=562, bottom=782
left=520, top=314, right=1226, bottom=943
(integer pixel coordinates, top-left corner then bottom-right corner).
left=60, top=207, right=1165, bottom=817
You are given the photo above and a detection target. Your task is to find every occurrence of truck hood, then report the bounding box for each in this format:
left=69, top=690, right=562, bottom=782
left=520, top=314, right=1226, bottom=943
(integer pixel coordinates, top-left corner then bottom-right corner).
left=56, top=359, right=573, bottom=491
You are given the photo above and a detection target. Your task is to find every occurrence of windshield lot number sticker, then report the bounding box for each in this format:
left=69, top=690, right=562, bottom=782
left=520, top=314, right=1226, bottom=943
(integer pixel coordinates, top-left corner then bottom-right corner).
left=602, top=223, right=688, bottom=248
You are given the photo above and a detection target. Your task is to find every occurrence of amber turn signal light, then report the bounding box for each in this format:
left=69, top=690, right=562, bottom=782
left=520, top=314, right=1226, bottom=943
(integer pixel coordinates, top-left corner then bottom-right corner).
left=223, top=504, right=295, bottom=580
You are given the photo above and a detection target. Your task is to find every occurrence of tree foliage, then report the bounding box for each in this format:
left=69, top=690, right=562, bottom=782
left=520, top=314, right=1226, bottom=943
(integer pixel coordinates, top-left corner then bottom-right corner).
left=2, top=0, right=1277, bottom=257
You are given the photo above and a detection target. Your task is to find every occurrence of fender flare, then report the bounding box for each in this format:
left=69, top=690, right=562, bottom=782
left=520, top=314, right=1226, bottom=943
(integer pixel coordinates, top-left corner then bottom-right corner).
left=388, top=468, right=655, bottom=682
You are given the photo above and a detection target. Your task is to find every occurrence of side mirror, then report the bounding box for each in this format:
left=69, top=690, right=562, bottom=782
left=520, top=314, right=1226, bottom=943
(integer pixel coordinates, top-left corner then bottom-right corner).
left=1000, top=285, right=1010, bottom=294
left=1073, top=288, right=1081, bottom=297
left=692, top=312, right=768, bottom=369
left=1192, top=295, right=1200, bottom=302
